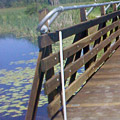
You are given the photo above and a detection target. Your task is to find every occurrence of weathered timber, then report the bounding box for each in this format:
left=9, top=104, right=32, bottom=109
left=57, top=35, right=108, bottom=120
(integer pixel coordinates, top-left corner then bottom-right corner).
left=41, top=20, right=120, bottom=72
left=80, top=8, right=90, bottom=70
left=44, top=29, right=120, bottom=95
left=48, top=38, right=120, bottom=117
left=105, top=3, right=118, bottom=51
left=91, top=5, right=106, bottom=62
left=69, top=8, right=88, bottom=85
left=26, top=48, right=46, bottom=120
left=26, top=10, right=49, bottom=120
left=45, top=45, right=58, bottom=103
left=54, top=47, right=120, bottom=120
left=38, top=10, right=120, bottom=48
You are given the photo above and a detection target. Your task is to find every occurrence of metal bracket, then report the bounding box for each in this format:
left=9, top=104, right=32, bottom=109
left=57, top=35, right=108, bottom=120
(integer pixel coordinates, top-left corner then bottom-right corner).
left=86, top=7, right=94, bottom=17
left=105, top=4, right=111, bottom=13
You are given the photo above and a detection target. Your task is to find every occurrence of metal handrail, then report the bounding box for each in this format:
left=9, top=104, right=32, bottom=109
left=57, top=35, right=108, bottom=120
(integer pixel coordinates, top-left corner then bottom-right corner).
left=37, top=1, right=120, bottom=33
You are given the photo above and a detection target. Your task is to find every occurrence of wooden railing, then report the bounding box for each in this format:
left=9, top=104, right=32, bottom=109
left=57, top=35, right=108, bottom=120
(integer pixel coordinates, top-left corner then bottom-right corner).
left=26, top=4, right=120, bottom=120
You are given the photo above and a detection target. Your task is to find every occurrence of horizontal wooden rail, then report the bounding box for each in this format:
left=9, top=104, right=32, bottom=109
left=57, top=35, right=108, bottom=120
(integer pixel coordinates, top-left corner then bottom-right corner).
left=44, top=29, right=120, bottom=95
left=38, top=10, right=120, bottom=48
left=48, top=38, right=120, bottom=117
left=41, top=20, right=120, bottom=72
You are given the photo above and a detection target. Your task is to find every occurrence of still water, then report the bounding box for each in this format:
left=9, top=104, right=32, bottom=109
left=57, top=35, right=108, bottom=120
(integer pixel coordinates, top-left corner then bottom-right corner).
left=0, top=36, right=49, bottom=120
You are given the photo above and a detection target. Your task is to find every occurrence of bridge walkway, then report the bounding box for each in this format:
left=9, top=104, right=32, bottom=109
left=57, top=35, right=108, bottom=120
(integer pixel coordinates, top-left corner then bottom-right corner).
left=55, top=47, right=120, bottom=120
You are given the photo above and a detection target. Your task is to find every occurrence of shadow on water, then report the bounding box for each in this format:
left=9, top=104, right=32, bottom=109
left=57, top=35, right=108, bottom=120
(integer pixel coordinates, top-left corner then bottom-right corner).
left=0, top=35, right=50, bottom=120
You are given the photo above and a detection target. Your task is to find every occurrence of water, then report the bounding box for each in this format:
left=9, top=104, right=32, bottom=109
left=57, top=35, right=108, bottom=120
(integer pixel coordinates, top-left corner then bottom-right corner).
left=0, top=36, right=49, bottom=120
left=0, top=36, right=85, bottom=120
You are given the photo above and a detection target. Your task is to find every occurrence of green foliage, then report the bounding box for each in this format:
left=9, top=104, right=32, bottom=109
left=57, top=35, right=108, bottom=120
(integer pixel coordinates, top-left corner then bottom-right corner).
left=25, top=3, right=37, bottom=15
left=0, top=7, right=39, bottom=43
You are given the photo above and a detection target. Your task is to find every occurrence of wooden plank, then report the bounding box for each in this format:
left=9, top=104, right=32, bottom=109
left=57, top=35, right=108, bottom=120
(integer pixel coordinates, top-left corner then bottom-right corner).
left=26, top=10, right=50, bottom=120
left=38, top=10, right=120, bottom=48
left=26, top=48, right=46, bottom=120
left=48, top=39, right=120, bottom=117
left=41, top=20, right=120, bottom=72
left=44, top=29, right=120, bottom=95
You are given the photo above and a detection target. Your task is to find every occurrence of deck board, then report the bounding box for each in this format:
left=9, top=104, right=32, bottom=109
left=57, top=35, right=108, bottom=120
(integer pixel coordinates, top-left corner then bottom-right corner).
left=54, top=47, right=120, bottom=120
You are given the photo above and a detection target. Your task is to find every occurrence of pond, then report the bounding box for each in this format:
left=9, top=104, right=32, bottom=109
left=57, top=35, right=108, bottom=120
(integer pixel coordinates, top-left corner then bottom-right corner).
left=0, top=35, right=85, bottom=120
left=0, top=36, right=49, bottom=120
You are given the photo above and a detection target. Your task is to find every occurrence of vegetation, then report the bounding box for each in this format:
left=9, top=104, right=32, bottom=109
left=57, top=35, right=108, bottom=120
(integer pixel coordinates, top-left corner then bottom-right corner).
left=0, top=0, right=119, bottom=44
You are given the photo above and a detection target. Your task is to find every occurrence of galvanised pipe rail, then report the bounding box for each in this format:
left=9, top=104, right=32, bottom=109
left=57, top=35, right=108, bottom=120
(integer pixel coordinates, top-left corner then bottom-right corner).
left=37, top=1, right=120, bottom=33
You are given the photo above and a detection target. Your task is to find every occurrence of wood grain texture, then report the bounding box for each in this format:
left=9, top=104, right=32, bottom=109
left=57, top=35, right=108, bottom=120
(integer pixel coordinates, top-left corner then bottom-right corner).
left=41, top=20, right=120, bottom=72
left=44, top=29, right=120, bottom=95
left=54, top=46, right=120, bottom=120
left=48, top=38, right=120, bottom=118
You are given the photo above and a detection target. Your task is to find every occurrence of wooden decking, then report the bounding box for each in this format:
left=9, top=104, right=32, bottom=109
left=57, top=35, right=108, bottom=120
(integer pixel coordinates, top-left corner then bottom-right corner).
left=55, top=47, right=120, bottom=120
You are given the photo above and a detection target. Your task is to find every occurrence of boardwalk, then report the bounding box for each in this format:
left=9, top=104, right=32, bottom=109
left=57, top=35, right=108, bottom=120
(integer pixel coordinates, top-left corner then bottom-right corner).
left=55, top=47, right=120, bottom=120
left=26, top=2, right=120, bottom=120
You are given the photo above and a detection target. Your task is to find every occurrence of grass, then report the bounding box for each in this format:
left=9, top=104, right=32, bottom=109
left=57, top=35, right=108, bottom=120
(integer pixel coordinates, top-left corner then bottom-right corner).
left=0, top=7, right=39, bottom=43
left=0, top=1, right=101, bottom=44
left=0, top=1, right=117, bottom=44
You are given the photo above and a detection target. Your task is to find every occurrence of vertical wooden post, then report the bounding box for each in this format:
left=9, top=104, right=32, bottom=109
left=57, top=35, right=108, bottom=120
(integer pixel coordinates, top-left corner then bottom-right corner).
left=63, top=8, right=88, bottom=85
left=113, top=4, right=119, bottom=41
left=100, top=6, right=107, bottom=52
left=45, top=45, right=58, bottom=103
left=113, top=3, right=117, bottom=11
left=39, top=8, right=49, bottom=28
left=101, top=5, right=105, bottom=16
left=105, top=3, right=118, bottom=53
left=25, top=48, right=48, bottom=120
left=26, top=9, right=49, bottom=120
left=91, top=6, right=106, bottom=61
left=69, top=8, right=89, bottom=84
left=80, top=8, right=89, bottom=70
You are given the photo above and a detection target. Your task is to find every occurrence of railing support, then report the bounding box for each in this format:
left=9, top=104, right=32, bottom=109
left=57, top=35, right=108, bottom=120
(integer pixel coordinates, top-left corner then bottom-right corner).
left=59, top=31, right=67, bottom=120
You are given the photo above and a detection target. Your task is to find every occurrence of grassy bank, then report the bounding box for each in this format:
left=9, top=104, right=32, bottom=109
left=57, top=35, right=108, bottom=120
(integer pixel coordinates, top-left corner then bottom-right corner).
left=0, top=1, right=109, bottom=44
left=0, top=7, right=39, bottom=43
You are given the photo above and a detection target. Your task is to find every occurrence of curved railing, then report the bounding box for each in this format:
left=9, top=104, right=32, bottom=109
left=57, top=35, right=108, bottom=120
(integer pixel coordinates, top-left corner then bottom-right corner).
left=37, top=1, right=120, bottom=33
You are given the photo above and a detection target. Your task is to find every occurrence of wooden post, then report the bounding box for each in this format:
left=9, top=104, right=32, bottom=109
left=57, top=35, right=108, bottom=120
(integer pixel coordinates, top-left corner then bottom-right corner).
left=39, top=9, right=49, bottom=28
left=26, top=9, right=49, bottom=120
left=105, top=3, right=118, bottom=52
left=80, top=8, right=89, bottom=70
left=113, top=4, right=119, bottom=41
left=68, top=8, right=89, bottom=84
left=101, top=5, right=105, bottom=16
left=25, top=48, right=48, bottom=120
left=92, top=5, right=107, bottom=61
left=45, top=46, right=57, bottom=103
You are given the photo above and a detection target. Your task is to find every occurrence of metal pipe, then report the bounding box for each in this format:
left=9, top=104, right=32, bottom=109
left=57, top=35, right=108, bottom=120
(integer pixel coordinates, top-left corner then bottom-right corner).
left=48, top=12, right=61, bottom=26
left=86, top=7, right=94, bottom=17
left=37, top=1, right=120, bottom=32
left=59, top=31, right=67, bottom=120
left=117, top=3, right=120, bottom=9
left=105, top=4, right=111, bottom=13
